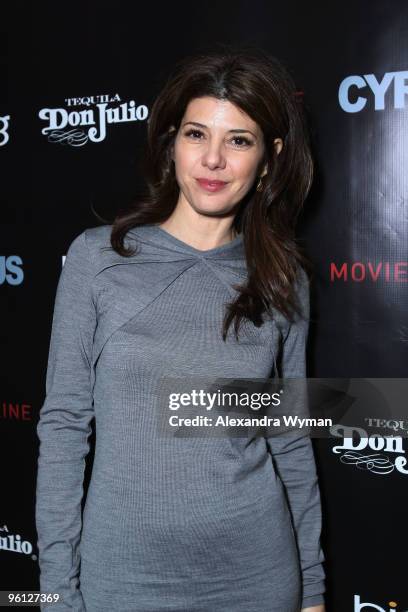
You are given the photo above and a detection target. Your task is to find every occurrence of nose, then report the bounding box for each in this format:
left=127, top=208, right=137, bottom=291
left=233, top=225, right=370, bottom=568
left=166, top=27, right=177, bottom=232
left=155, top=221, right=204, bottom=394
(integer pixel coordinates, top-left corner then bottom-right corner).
left=201, top=137, right=227, bottom=170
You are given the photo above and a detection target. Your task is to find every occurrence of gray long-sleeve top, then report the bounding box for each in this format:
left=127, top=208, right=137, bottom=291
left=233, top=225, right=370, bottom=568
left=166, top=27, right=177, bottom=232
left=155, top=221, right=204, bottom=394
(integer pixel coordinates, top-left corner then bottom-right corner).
left=35, top=223, right=326, bottom=611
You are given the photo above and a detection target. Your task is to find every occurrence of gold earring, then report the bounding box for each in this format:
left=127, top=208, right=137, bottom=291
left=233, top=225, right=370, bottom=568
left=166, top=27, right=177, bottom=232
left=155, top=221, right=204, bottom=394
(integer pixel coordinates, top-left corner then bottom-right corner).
left=256, top=176, right=264, bottom=192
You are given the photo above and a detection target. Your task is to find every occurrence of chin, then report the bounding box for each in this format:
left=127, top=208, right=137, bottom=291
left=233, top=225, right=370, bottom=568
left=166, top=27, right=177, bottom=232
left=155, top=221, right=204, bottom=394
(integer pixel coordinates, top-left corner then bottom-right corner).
left=191, top=201, right=235, bottom=216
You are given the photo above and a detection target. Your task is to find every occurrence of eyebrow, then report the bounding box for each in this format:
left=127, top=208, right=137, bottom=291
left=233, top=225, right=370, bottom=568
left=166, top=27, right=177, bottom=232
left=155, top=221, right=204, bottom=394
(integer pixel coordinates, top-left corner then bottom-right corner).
left=182, top=121, right=257, bottom=138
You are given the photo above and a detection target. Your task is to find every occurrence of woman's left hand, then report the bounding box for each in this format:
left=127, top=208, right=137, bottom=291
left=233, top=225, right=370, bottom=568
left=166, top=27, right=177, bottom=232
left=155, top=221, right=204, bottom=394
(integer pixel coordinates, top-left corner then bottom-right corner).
left=301, top=605, right=325, bottom=612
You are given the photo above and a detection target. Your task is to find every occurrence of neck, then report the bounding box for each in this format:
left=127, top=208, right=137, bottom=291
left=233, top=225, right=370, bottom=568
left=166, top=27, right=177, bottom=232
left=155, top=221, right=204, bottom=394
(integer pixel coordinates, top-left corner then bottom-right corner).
left=158, top=209, right=238, bottom=251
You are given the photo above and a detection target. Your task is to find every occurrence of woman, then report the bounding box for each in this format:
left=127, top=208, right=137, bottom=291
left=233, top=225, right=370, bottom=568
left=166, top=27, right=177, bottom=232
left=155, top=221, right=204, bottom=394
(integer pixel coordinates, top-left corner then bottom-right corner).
left=36, top=48, right=326, bottom=611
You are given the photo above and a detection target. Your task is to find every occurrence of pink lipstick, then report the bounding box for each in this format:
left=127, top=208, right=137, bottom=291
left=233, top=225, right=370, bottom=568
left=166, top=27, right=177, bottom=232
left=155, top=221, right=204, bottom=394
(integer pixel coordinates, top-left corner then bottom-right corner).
left=196, top=178, right=228, bottom=192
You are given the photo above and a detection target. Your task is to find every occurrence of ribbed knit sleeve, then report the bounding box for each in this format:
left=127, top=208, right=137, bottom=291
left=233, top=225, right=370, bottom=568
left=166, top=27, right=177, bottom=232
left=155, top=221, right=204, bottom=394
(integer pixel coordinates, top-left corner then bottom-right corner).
left=35, top=230, right=96, bottom=612
left=267, top=267, right=326, bottom=610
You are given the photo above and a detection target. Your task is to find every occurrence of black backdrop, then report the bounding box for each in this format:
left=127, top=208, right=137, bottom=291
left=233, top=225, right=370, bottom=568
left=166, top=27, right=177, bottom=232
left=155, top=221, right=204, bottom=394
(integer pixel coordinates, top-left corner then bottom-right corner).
left=1, top=2, right=408, bottom=610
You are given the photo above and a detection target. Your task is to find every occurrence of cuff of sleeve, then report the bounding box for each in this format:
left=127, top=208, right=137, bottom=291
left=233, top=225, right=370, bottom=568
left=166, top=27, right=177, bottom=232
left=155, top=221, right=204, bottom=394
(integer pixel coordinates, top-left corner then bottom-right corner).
left=301, top=592, right=325, bottom=608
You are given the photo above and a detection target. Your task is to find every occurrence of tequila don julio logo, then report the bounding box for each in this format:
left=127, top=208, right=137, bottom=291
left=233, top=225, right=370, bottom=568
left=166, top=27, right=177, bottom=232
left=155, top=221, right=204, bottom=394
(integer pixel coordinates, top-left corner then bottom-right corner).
left=331, top=424, right=408, bottom=476
left=38, top=93, right=148, bottom=146
left=0, top=524, right=34, bottom=555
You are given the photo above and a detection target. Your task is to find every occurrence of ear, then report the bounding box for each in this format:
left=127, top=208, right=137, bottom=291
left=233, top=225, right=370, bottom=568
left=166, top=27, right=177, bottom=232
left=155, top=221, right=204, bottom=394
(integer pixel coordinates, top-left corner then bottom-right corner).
left=274, top=137, right=283, bottom=156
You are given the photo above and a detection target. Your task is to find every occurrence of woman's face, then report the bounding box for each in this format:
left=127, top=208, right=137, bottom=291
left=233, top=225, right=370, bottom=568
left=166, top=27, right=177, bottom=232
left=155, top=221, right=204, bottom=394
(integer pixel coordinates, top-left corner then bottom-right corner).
left=171, top=96, right=282, bottom=217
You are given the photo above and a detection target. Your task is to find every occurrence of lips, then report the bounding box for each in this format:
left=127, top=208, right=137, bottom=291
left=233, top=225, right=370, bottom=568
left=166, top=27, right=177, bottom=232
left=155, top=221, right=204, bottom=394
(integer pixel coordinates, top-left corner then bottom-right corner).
left=196, top=178, right=228, bottom=192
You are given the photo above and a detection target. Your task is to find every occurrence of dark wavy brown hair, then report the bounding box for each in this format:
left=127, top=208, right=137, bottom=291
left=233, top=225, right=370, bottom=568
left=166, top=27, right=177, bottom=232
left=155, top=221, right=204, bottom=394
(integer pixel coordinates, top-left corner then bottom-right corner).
left=108, top=46, right=314, bottom=342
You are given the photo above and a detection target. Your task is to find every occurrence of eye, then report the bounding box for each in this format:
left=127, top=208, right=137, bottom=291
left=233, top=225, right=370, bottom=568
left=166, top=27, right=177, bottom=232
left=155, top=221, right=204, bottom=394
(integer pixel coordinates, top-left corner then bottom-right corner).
left=183, top=129, right=254, bottom=148
left=230, top=136, right=253, bottom=148
left=184, top=129, right=204, bottom=140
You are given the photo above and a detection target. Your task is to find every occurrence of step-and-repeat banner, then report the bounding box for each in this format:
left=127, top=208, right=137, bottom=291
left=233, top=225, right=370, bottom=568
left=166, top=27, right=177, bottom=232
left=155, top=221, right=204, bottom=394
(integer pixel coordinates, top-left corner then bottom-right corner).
left=1, top=2, right=407, bottom=610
